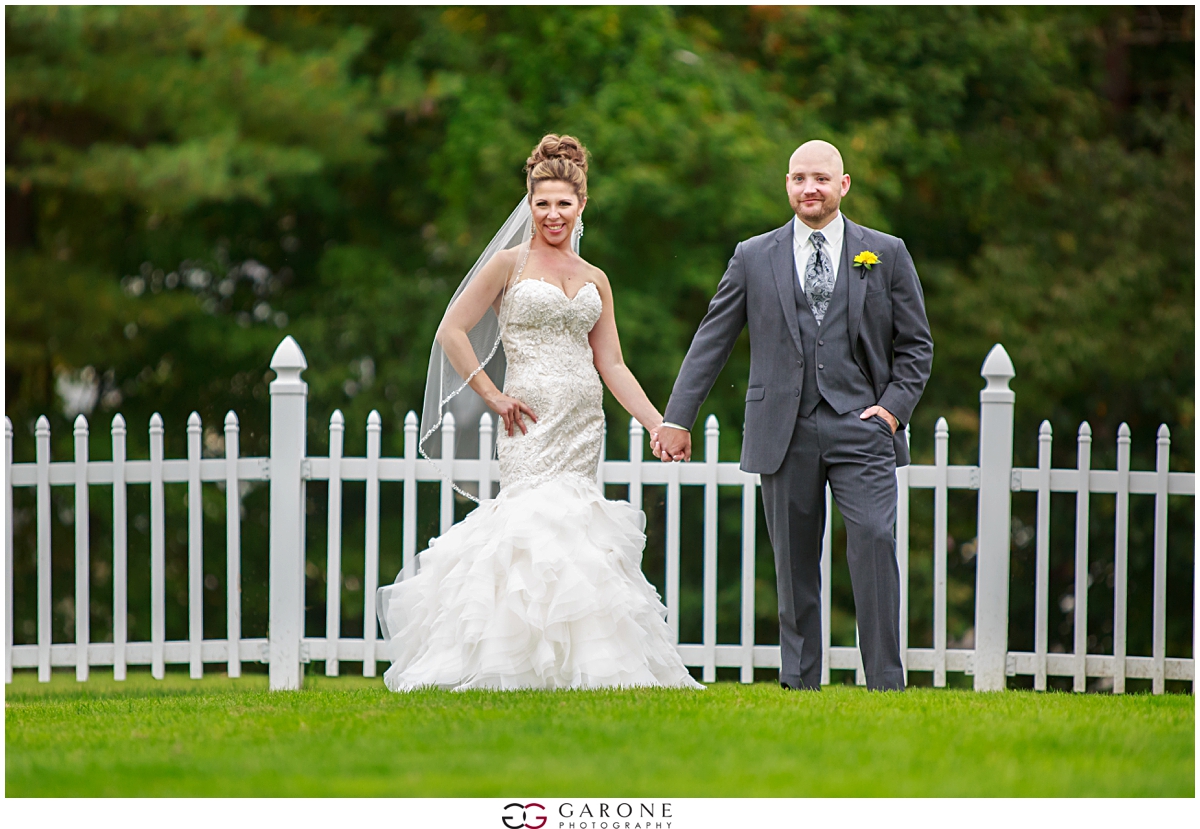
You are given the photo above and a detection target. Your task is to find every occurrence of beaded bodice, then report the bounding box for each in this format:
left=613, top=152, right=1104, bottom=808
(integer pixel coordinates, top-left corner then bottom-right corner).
left=496, top=278, right=604, bottom=489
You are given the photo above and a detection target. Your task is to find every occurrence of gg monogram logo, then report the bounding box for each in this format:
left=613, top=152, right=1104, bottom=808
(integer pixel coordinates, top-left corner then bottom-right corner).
left=500, top=802, right=547, bottom=829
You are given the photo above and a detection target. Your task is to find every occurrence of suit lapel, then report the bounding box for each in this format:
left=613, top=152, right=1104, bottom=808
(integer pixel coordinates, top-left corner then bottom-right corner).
left=843, top=216, right=866, bottom=346
left=769, top=222, right=804, bottom=355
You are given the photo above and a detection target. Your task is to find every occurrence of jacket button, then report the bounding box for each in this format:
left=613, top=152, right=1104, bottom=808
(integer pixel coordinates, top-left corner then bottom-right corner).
left=818, top=340, right=824, bottom=346
left=818, top=363, right=824, bottom=370
left=794, top=389, right=800, bottom=397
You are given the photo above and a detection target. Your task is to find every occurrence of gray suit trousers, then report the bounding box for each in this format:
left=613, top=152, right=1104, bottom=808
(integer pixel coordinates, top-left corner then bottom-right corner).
left=760, top=400, right=904, bottom=691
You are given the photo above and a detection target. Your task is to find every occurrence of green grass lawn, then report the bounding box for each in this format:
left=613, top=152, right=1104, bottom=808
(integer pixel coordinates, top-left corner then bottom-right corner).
left=5, top=669, right=1193, bottom=797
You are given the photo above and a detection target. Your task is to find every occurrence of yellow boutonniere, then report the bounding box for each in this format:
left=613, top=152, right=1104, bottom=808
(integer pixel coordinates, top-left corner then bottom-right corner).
left=853, top=250, right=881, bottom=271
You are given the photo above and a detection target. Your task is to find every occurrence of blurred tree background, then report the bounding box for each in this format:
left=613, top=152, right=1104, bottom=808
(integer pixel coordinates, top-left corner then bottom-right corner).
left=6, top=6, right=1193, bottom=687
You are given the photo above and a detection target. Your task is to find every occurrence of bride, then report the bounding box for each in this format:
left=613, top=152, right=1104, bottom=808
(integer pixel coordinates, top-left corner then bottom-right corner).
left=376, top=134, right=703, bottom=691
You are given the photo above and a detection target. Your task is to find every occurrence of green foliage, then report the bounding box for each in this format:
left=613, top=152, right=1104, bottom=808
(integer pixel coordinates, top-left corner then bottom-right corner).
left=5, top=8, right=1194, bottom=664
left=7, top=6, right=378, bottom=211
left=683, top=6, right=1194, bottom=461
left=6, top=671, right=1194, bottom=796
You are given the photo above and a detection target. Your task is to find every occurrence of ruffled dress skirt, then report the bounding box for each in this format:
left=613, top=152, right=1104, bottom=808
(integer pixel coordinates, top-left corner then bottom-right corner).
left=376, top=475, right=703, bottom=691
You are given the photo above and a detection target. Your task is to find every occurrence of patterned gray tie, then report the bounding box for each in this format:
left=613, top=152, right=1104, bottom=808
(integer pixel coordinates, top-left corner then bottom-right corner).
left=804, top=230, right=834, bottom=325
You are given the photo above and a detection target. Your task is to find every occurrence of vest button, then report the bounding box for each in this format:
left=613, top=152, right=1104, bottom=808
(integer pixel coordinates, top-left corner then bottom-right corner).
left=818, top=363, right=824, bottom=370
left=818, top=340, right=824, bottom=346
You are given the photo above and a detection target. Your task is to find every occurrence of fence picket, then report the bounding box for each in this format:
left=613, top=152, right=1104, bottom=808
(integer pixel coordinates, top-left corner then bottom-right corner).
left=934, top=417, right=949, bottom=688
left=820, top=484, right=832, bottom=685
left=740, top=469, right=756, bottom=684
left=149, top=413, right=166, bottom=680
left=702, top=415, right=719, bottom=683
left=1073, top=422, right=1092, bottom=692
left=897, top=425, right=911, bottom=683
left=223, top=411, right=241, bottom=678
left=628, top=418, right=643, bottom=511
left=666, top=455, right=681, bottom=644
left=363, top=410, right=381, bottom=677
left=36, top=415, right=51, bottom=682
left=73, top=415, right=90, bottom=682
left=325, top=410, right=344, bottom=676
left=854, top=622, right=866, bottom=686
left=186, top=412, right=203, bottom=679
left=4, top=418, right=13, bottom=684
left=1034, top=421, right=1052, bottom=691
left=597, top=420, right=606, bottom=488
left=1152, top=425, right=1170, bottom=694
left=439, top=412, right=455, bottom=535
left=112, top=415, right=128, bottom=681
left=478, top=413, right=493, bottom=500
left=402, top=412, right=418, bottom=573
left=1112, top=423, right=1131, bottom=693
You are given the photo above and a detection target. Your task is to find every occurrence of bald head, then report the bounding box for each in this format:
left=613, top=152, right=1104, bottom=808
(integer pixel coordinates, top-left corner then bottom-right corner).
left=785, top=140, right=850, bottom=229
left=789, top=140, right=844, bottom=178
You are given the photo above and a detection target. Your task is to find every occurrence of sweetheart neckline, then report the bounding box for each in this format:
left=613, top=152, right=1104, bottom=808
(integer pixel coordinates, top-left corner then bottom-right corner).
left=510, top=277, right=598, bottom=303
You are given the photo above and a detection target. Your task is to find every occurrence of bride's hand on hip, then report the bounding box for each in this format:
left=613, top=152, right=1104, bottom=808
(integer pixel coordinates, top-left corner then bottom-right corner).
left=488, top=392, right=537, bottom=436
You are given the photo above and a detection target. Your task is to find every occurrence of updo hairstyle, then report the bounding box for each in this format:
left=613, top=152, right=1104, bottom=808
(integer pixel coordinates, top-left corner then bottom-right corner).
left=525, top=134, right=589, bottom=200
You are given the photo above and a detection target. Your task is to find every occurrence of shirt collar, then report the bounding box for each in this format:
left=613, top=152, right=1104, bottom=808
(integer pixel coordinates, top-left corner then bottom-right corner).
left=793, top=211, right=844, bottom=253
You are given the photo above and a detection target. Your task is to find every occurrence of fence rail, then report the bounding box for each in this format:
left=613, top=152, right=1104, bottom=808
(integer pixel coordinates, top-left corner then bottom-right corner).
left=5, top=337, right=1194, bottom=693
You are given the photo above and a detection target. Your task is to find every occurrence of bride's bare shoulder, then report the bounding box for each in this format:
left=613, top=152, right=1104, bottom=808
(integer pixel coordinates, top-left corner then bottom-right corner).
left=581, top=260, right=610, bottom=288
left=494, top=247, right=521, bottom=265
left=476, top=246, right=521, bottom=283
left=489, top=247, right=522, bottom=271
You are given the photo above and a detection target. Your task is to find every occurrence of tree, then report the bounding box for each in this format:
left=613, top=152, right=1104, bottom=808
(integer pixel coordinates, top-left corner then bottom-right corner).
left=6, top=6, right=1192, bottom=676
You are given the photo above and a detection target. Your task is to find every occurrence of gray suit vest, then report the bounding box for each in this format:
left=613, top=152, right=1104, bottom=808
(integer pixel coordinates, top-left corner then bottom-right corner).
left=794, top=258, right=876, bottom=417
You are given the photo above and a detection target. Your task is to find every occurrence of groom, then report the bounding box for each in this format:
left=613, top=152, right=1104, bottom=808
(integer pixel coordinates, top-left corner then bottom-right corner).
left=655, top=140, right=933, bottom=691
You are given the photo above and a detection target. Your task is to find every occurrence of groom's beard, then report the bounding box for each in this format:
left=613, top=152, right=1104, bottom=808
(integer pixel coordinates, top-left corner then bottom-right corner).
left=791, top=195, right=839, bottom=226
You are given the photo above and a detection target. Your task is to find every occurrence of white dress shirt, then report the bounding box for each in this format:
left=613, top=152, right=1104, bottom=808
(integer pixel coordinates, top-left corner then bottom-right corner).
left=793, top=211, right=844, bottom=292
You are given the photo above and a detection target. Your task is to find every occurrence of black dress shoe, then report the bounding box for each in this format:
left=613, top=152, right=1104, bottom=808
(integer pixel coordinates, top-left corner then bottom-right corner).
left=780, top=680, right=820, bottom=691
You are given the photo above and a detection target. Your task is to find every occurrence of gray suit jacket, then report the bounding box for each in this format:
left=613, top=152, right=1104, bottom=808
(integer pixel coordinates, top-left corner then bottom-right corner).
left=663, top=216, right=934, bottom=473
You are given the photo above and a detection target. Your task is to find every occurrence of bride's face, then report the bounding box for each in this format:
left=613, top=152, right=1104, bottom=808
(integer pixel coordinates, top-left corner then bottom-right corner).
left=530, top=181, right=585, bottom=247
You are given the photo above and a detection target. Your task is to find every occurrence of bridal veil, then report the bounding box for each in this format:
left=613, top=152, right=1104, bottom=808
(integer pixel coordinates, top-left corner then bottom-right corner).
left=419, top=198, right=581, bottom=502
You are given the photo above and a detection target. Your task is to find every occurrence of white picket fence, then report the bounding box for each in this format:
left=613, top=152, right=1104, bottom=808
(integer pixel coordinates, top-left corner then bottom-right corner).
left=5, top=337, right=1195, bottom=693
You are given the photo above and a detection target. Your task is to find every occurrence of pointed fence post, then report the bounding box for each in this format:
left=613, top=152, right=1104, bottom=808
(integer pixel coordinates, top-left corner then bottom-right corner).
left=186, top=411, right=203, bottom=680
left=73, top=414, right=90, bottom=682
left=1151, top=425, right=1170, bottom=694
left=36, top=416, right=52, bottom=682
left=268, top=336, right=308, bottom=691
left=402, top=411, right=418, bottom=574
left=112, top=414, right=128, bottom=681
left=974, top=344, right=1015, bottom=691
left=324, top=410, right=344, bottom=677
left=149, top=413, right=165, bottom=680
left=224, top=410, right=242, bottom=679
left=362, top=409, right=381, bottom=678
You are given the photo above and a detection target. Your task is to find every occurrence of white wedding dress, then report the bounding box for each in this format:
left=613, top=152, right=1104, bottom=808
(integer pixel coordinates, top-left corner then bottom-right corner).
left=378, top=277, right=703, bottom=691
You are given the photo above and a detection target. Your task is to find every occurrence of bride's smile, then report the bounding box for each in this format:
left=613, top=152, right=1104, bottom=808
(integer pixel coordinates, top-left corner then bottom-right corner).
left=531, top=179, right=584, bottom=247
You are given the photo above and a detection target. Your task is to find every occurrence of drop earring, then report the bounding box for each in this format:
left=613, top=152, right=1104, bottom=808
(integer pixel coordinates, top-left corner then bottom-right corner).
left=573, top=216, right=585, bottom=245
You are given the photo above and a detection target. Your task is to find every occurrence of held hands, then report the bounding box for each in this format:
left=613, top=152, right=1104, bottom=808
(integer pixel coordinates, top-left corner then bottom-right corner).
left=861, top=405, right=899, bottom=434
left=651, top=424, right=691, bottom=462
left=649, top=408, right=893, bottom=462
left=488, top=392, right=537, bottom=436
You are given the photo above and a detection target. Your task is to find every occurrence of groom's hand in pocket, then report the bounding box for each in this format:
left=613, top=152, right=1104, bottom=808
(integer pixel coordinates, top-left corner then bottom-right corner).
left=656, top=426, right=691, bottom=462
left=860, top=405, right=898, bottom=434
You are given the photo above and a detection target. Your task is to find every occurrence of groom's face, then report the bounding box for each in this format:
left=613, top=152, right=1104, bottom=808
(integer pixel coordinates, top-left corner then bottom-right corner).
left=785, top=149, right=851, bottom=228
